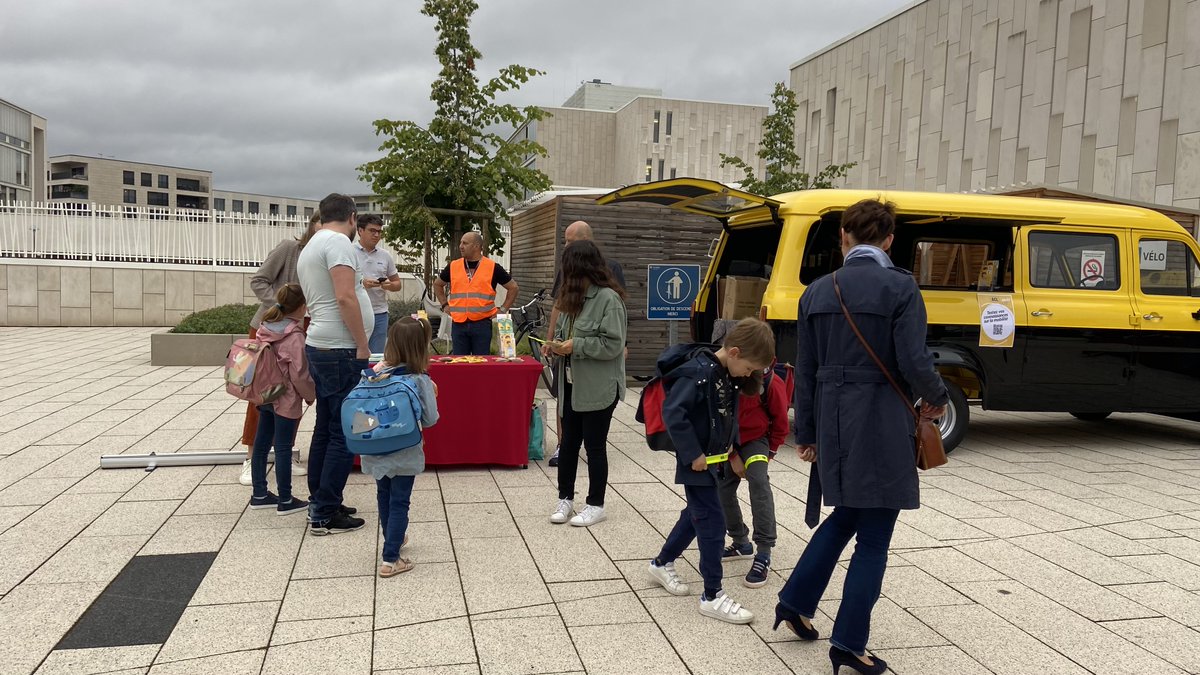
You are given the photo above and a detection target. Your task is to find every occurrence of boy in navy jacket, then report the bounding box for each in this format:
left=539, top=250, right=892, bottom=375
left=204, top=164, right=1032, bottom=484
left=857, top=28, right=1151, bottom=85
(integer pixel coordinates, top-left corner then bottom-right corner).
left=646, top=318, right=776, bottom=624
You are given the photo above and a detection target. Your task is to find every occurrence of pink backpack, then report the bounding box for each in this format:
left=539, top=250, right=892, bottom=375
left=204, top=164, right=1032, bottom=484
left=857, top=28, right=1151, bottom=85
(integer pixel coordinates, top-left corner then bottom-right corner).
left=224, top=338, right=288, bottom=405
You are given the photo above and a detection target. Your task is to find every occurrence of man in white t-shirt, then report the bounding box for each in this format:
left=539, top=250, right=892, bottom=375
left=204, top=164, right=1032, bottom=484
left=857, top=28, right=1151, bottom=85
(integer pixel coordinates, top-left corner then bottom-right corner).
left=297, top=193, right=372, bottom=535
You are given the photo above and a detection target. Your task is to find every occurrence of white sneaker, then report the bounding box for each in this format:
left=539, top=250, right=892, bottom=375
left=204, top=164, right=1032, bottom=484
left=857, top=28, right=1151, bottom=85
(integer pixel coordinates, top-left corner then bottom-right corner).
left=648, top=561, right=691, bottom=596
left=699, top=590, right=755, bottom=624
left=569, top=505, right=606, bottom=527
left=239, top=459, right=253, bottom=486
left=549, top=498, right=574, bottom=524
left=291, top=453, right=307, bottom=476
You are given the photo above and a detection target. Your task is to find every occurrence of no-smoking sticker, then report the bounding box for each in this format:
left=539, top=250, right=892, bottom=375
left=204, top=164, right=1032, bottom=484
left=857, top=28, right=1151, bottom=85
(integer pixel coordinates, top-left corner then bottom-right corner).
left=1079, top=249, right=1106, bottom=287
left=978, top=294, right=1016, bottom=348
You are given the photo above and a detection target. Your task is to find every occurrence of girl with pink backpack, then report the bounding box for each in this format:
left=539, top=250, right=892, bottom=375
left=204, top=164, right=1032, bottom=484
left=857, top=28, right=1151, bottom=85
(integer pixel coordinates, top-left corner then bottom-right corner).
left=248, top=283, right=316, bottom=515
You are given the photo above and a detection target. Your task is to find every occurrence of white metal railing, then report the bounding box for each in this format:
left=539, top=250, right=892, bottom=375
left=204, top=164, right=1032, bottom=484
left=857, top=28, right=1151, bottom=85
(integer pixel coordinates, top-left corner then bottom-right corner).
left=0, top=201, right=510, bottom=270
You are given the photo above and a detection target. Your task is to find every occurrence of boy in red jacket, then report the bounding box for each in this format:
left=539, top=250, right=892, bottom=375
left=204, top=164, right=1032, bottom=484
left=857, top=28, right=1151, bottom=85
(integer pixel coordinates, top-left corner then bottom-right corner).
left=718, top=365, right=789, bottom=588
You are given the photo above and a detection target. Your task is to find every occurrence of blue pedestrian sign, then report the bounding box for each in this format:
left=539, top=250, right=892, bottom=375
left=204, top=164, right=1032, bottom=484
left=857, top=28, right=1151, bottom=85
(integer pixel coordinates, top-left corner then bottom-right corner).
left=647, top=264, right=701, bottom=320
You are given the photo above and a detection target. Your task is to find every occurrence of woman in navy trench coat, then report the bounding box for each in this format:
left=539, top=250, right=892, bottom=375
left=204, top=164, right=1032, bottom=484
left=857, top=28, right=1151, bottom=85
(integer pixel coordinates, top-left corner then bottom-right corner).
left=775, top=199, right=948, bottom=675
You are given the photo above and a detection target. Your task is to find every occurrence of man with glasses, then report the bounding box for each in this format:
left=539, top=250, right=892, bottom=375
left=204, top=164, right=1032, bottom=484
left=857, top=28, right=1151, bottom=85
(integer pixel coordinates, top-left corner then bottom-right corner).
left=354, top=214, right=402, bottom=354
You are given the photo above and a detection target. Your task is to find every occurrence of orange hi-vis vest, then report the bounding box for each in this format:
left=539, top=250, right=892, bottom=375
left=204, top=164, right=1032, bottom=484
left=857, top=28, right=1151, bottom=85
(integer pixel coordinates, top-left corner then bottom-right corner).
left=448, top=257, right=498, bottom=323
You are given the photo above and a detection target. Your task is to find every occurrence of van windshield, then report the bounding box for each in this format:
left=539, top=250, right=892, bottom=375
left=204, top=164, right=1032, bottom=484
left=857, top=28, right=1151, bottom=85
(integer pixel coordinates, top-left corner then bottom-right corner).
left=799, top=212, right=1020, bottom=292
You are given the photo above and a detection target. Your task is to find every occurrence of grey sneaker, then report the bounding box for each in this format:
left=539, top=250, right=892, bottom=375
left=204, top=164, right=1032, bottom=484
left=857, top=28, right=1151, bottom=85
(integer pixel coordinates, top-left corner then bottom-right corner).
left=549, top=498, right=573, bottom=524
left=569, top=505, right=606, bottom=527
left=648, top=560, right=690, bottom=596
left=699, top=590, right=755, bottom=624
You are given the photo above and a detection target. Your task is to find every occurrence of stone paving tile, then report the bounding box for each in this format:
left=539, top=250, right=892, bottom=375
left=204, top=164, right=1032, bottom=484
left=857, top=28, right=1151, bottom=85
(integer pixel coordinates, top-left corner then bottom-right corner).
left=149, top=650, right=264, bottom=675
left=911, top=603, right=1091, bottom=674
left=8, top=329, right=1200, bottom=675
left=264, top=633, right=371, bottom=675
left=34, top=645, right=161, bottom=675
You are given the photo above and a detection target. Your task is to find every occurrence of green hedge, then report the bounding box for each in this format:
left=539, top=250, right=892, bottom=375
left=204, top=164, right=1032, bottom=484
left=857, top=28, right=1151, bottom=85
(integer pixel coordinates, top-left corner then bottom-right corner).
left=171, top=303, right=257, bottom=334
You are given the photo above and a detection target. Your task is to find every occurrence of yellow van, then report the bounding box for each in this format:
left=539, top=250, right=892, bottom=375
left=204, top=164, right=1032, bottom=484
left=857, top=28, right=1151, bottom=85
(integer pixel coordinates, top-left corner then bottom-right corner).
left=600, top=179, right=1200, bottom=450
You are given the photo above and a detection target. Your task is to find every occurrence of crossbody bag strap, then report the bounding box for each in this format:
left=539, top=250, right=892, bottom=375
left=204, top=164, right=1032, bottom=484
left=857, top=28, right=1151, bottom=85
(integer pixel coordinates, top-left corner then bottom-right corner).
left=831, top=272, right=919, bottom=425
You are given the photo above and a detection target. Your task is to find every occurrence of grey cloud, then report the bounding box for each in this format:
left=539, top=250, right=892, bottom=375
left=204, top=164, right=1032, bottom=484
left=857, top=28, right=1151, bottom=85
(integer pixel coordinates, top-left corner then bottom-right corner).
left=3, top=0, right=911, bottom=199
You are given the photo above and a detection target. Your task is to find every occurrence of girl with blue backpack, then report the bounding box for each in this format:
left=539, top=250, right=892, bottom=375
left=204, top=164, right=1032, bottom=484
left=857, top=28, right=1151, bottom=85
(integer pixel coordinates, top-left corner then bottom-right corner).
left=355, top=317, right=439, bottom=578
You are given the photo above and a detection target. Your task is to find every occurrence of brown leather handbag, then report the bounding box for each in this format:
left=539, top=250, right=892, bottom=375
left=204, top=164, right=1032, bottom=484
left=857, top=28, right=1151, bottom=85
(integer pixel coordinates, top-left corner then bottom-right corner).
left=832, top=273, right=948, bottom=471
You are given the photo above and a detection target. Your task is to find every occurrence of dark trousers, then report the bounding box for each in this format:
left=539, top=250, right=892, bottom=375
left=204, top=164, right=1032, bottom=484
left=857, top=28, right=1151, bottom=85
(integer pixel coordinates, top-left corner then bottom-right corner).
left=717, top=437, right=777, bottom=556
left=377, top=474, right=416, bottom=563
left=556, top=381, right=617, bottom=507
left=451, top=318, right=492, bottom=355
left=251, top=405, right=298, bottom=501
left=305, top=346, right=369, bottom=522
left=778, top=507, right=900, bottom=655
left=656, top=484, right=726, bottom=597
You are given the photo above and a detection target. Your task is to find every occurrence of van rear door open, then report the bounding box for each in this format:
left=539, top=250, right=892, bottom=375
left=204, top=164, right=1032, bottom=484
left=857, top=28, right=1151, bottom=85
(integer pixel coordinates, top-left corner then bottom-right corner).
left=598, top=179, right=781, bottom=340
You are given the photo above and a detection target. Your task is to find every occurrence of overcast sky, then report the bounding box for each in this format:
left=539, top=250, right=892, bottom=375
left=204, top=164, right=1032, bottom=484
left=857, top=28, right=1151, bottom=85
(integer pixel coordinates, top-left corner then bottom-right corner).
left=3, top=0, right=913, bottom=200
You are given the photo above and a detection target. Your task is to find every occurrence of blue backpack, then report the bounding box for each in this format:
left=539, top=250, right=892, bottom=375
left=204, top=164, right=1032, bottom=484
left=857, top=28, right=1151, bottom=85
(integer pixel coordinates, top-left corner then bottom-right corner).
left=341, top=366, right=424, bottom=456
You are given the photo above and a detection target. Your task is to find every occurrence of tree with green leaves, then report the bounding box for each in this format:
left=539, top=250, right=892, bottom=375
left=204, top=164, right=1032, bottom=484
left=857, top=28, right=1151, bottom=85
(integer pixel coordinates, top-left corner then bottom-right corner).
left=721, top=82, right=855, bottom=196
left=359, top=0, right=551, bottom=261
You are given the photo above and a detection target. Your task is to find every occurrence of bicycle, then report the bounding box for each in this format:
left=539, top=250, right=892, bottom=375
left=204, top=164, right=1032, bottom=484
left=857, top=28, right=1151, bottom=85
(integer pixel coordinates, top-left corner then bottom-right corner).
left=510, top=288, right=557, bottom=395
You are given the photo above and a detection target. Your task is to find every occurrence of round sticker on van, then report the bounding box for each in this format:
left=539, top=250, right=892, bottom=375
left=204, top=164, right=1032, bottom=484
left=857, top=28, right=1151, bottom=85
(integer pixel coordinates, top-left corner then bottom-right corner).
left=980, top=303, right=1015, bottom=341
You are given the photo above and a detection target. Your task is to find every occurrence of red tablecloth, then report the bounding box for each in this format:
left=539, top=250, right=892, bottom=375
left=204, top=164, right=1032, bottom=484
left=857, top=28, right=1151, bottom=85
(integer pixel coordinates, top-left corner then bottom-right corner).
left=423, top=356, right=543, bottom=467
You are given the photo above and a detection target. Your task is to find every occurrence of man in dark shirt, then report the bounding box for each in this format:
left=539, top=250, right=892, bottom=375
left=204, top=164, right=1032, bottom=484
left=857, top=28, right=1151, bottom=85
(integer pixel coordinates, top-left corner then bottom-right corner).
left=433, top=232, right=520, bottom=355
left=546, top=220, right=625, bottom=466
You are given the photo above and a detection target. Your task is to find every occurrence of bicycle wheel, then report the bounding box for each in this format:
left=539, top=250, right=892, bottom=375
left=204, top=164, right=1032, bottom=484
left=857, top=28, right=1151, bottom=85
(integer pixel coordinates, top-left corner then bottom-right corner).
left=526, top=337, right=558, bottom=398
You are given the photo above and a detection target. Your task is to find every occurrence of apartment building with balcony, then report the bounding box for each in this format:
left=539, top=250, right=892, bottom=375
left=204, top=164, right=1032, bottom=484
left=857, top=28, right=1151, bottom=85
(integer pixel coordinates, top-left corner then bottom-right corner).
left=47, top=155, right=319, bottom=217
left=48, top=155, right=214, bottom=210
left=0, top=98, right=48, bottom=204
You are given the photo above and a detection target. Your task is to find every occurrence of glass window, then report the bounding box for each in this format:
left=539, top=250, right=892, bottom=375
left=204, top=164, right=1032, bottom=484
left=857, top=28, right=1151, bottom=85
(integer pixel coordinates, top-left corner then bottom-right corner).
left=269, top=203, right=279, bottom=215
left=141, top=172, right=151, bottom=187
left=213, top=197, right=226, bottom=211
left=232, top=199, right=243, bottom=212
left=670, top=167, right=677, bottom=179
left=158, top=174, right=168, bottom=189
left=123, top=189, right=136, bottom=204
left=177, top=177, right=201, bottom=192
left=653, top=110, right=660, bottom=143
left=286, top=205, right=297, bottom=217
left=666, top=111, right=673, bottom=136
left=248, top=201, right=259, bottom=214
left=913, top=241, right=994, bottom=289
left=644, top=159, right=652, bottom=182
left=658, top=159, right=665, bottom=181
left=1028, top=231, right=1120, bottom=290
left=123, top=171, right=134, bottom=185
left=1139, top=239, right=1200, bottom=297
left=147, top=191, right=169, bottom=207
left=304, top=207, right=314, bottom=218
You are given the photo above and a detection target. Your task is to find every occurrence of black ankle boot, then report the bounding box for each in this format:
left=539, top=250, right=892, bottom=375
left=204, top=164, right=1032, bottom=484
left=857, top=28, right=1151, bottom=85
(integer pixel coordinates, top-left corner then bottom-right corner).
left=772, top=604, right=818, bottom=640
left=829, top=646, right=886, bottom=674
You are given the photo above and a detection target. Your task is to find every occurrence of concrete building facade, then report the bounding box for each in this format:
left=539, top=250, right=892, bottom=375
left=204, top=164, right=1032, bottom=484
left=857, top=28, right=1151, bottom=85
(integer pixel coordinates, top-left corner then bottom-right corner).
left=509, top=82, right=768, bottom=193
left=47, top=154, right=318, bottom=216
left=0, top=98, right=47, bottom=204
left=787, top=0, right=1200, bottom=210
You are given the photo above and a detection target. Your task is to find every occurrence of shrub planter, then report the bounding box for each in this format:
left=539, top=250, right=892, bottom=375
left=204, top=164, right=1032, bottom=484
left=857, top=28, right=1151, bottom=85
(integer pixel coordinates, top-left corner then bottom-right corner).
left=151, top=331, right=241, bottom=366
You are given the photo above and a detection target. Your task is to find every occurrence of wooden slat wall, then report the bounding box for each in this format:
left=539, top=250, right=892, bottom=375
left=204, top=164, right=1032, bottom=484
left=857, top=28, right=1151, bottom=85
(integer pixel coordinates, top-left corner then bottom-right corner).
left=509, top=198, right=560, bottom=306
left=556, top=196, right=723, bottom=376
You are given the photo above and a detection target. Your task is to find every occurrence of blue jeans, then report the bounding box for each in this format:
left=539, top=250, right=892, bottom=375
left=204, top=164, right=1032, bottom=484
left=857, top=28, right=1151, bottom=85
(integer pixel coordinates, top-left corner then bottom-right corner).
left=369, top=311, right=389, bottom=354
left=377, top=474, right=416, bottom=563
left=252, top=405, right=298, bottom=501
left=305, top=346, right=369, bottom=522
left=656, top=484, right=726, bottom=598
left=778, top=507, right=900, bottom=655
left=451, top=318, right=492, bottom=355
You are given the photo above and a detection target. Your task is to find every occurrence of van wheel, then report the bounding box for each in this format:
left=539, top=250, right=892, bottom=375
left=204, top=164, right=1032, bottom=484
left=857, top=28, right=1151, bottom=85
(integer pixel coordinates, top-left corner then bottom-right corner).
left=1070, top=412, right=1112, bottom=422
left=935, top=381, right=969, bottom=453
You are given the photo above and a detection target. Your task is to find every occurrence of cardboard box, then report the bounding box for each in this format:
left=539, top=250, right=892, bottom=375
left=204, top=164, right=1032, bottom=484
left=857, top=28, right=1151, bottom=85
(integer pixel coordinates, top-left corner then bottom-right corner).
left=718, top=275, right=768, bottom=320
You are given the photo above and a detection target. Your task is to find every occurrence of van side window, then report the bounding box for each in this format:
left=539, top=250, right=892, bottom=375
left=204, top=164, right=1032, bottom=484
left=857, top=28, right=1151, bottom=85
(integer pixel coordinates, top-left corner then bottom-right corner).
left=1138, top=239, right=1200, bottom=297
left=912, top=241, right=993, bottom=289
left=1028, top=232, right=1120, bottom=290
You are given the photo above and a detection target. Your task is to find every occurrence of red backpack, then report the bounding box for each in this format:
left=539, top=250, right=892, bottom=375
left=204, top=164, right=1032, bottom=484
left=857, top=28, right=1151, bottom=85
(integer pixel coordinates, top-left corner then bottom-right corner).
left=636, top=344, right=715, bottom=451
left=224, top=338, right=288, bottom=405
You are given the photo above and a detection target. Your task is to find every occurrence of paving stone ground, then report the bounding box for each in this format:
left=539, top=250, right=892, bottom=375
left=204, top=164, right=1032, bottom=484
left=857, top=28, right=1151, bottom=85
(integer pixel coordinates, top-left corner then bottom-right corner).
left=3, top=327, right=1200, bottom=675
